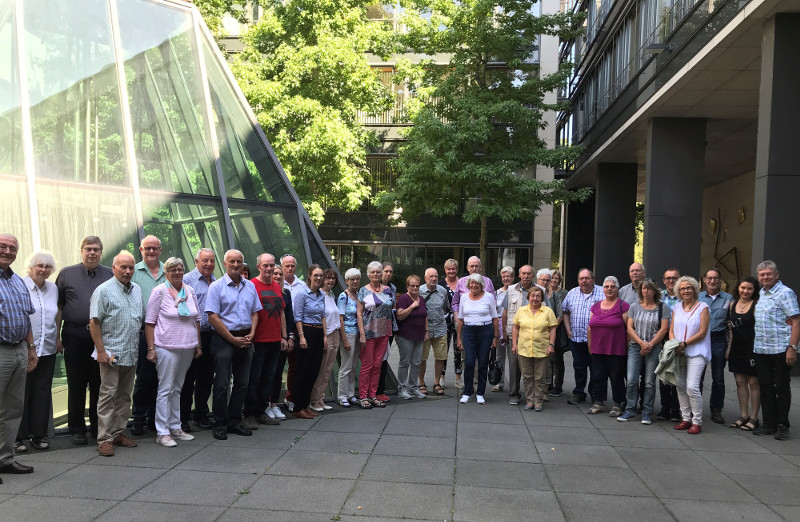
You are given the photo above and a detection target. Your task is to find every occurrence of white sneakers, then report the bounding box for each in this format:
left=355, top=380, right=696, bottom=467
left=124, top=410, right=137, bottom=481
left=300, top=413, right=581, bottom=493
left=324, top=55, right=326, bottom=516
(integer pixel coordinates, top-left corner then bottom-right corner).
left=266, top=405, right=286, bottom=420
left=460, top=395, right=470, bottom=404
left=398, top=389, right=413, bottom=400
left=476, top=395, right=486, bottom=405
left=156, top=434, right=177, bottom=447
left=170, top=429, right=195, bottom=441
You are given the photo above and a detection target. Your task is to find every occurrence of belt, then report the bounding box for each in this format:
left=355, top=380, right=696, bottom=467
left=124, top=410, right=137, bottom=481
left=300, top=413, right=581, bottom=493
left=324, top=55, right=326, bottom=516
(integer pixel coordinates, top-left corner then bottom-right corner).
left=228, top=329, right=251, bottom=337
left=302, top=323, right=323, bottom=329
left=65, top=322, right=90, bottom=330
left=0, top=340, right=25, bottom=347
left=465, top=322, right=493, bottom=327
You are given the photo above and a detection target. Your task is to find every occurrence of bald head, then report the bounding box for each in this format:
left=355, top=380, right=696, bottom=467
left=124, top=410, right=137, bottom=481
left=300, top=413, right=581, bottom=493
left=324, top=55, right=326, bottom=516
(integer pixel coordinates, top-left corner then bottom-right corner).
left=466, top=256, right=482, bottom=274
left=424, top=267, right=439, bottom=289
left=139, top=235, right=162, bottom=268
left=112, top=251, right=136, bottom=285
left=629, top=262, right=645, bottom=285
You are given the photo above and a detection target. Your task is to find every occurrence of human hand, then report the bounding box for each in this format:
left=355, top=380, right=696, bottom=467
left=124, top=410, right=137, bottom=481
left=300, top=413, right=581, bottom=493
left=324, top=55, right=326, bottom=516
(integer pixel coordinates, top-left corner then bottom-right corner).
left=787, top=347, right=796, bottom=366
left=97, top=351, right=111, bottom=366
left=146, top=349, right=158, bottom=363
left=27, top=351, right=39, bottom=372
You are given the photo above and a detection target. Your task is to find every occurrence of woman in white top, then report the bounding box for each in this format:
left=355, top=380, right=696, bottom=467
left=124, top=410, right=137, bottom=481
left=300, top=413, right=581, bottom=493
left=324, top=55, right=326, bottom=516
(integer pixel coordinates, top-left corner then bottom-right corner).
left=456, top=273, right=499, bottom=404
left=16, top=251, right=59, bottom=452
left=669, top=276, right=711, bottom=434
left=310, top=269, right=346, bottom=411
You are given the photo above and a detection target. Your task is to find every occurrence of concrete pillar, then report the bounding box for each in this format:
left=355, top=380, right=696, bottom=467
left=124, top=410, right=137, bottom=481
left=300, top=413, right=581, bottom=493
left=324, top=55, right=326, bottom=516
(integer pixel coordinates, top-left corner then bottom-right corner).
left=643, top=118, right=706, bottom=280
left=564, top=193, right=595, bottom=287
left=594, top=163, right=637, bottom=282
left=752, top=14, right=800, bottom=291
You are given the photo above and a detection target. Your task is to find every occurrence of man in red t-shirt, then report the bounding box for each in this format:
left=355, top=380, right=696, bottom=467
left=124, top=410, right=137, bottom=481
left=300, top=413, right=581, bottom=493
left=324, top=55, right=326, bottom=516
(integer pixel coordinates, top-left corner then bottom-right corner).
left=243, top=253, right=288, bottom=428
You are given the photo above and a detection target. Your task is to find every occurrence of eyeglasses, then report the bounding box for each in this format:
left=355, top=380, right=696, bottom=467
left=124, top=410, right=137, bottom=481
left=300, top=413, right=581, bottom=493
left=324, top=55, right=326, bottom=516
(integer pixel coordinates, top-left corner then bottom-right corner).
left=33, top=264, right=54, bottom=270
left=142, top=246, right=161, bottom=252
left=408, top=284, right=420, bottom=288
left=0, top=243, right=18, bottom=253
left=167, top=268, right=185, bottom=273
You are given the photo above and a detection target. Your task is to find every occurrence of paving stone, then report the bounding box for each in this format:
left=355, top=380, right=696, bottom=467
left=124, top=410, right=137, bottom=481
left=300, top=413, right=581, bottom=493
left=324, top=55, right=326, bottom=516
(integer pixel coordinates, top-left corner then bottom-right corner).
left=129, top=469, right=256, bottom=506
left=456, top=403, right=526, bottom=424
left=457, top=437, right=540, bottom=463
left=664, top=499, right=786, bottom=521
left=546, top=464, right=652, bottom=496
left=211, top=427, right=308, bottom=450
left=0, top=461, right=76, bottom=494
left=678, top=431, right=771, bottom=453
left=556, top=492, right=673, bottom=521
left=641, top=469, right=757, bottom=502
left=17, top=445, right=99, bottom=464
left=292, top=430, right=381, bottom=454
left=33, top=464, right=165, bottom=500
left=312, top=412, right=390, bottom=433
left=523, top=411, right=596, bottom=429
left=599, top=428, right=688, bottom=449
left=373, top=434, right=455, bottom=458
left=617, top=447, right=718, bottom=473
left=457, top=420, right=532, bottom=442
left=234, top=475, right=353, bottom=513
left=362, top=454, right=454, bottom=485
left=219, top=508, right=336, bottom=521
left=267, top=449, right=369, bottom=479
left=177, top=446, right=283, bottom=474
left=530, top=425, right=607, bottom=445
left=456, top=459, right=549, bottom=491
left=454, top=485, right=563, bottom=521
left=771, top=504, right=800, bottom=520
left=535, top=443, right=627, bottom=468
left=383, top=416, right=456, bottom=438
left=344, top=480, right=452, bottom=520
left=87, top=441, right=204, bottom=468
left=392, top=399, right=458, bottom=421
left=727, top=473, right=800, bottom=505
left=96, top=501, right=225, bottom=521
left=701, top=451, right=800, bottom=476
left=0, top=495, right=111, bottom=520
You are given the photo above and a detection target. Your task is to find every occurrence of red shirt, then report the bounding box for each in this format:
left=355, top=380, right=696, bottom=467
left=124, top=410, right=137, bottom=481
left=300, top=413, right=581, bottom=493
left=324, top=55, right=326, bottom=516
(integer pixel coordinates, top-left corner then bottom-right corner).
left=252, top=277, right=285, bottom=342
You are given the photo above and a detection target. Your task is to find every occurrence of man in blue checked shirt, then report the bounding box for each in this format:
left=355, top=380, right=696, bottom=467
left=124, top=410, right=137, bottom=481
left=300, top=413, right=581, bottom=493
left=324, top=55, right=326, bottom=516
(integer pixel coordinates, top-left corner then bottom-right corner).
left=561, top=268, right=604, bottom=405
left=698, top=268, right=733, bottom=425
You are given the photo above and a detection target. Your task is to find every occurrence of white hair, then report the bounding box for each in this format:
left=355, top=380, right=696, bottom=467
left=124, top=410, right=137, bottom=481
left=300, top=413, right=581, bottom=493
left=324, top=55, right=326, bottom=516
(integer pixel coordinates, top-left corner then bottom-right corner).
left=467, top=273, right=485, bottom=289
left=603, top=276, right=619, bottom=287
left=367, top=261, right=383, bottom=272
left=536, top=268, right=553, bottom=279
left=344, top=268, right=361, bottom=280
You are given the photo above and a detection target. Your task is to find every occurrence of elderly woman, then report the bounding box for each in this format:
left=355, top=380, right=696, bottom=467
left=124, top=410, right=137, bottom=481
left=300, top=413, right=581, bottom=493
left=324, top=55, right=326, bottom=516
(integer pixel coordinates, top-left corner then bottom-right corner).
left=492, top=266, right=515, bottom=392
left=670, top=276, right=711, bottom=434
left=442, top=258, right=459, bottom=389
left=337, top=268, right=361, bottom=407
left=619, top=280, right=671, bottom=424
left=727, top=276, right=760, bottom=431
left=587, top=276, right=630, bottom=417
left=374, top=262, right=397, bottom=402
left=357, top=261, right=395, bottom=408
left=14, top=251, right=58, bottom=452
left=293, top=265, right=327, bottom=419
left=457, top=273, right=499, bottom=404
left=310, top=269, right=345, bottom=412
left=396, top=275, right=429, bottom=399
left=145, top=257, right=201, bottom=447
left=537, top=268, right=563, bottom=398
left=512, top=286, right=558, bottom=411
left=265, top=266, right=292, bottom=420
left=551, top=270, right=568, bottom=302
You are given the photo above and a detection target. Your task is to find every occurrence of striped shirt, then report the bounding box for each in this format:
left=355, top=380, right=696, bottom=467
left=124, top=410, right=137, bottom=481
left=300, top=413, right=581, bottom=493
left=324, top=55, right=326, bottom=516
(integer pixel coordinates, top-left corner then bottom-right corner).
left=145, top=283, right=200, bottom=350
left=183, top=268, right=216, bottom=331
left=90, top=278, right=143, bottom=366
left=754, top=281, right=800, bottom=355
left=0, top=267, right=34, bottom=343
left=24, top=277, right=59, bottom=356
left=561, top=285, right=604, bottom=343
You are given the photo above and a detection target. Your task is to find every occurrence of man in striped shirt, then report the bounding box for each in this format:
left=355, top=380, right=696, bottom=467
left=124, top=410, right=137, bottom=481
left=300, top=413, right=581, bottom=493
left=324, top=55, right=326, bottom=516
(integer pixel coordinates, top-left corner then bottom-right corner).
left=89, top=251, right=142, bottom=457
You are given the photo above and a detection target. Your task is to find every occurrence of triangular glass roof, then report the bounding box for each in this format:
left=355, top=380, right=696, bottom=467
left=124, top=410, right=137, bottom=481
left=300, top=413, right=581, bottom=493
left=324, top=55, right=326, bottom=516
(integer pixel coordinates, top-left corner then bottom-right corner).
left=1, top=0, right=333, bottom=278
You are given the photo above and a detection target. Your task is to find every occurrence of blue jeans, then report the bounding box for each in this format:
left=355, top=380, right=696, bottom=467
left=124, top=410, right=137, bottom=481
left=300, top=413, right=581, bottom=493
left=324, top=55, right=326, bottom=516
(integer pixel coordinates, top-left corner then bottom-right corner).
left=570, top=341, right=592, bottom=399
left=701, top=332, right=727, bottom=412
left=625, top=343, right=662, bottom=416
left=462, top=324, right=493, bottom=396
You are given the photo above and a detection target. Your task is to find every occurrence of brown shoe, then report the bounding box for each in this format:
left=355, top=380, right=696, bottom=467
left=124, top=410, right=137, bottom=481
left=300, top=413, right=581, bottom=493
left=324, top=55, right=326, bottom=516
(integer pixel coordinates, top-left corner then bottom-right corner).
left=113, top=433, right=138, bottom=448
left=98, top=441, right=114, bottom=457
left=256, top=414, right=280, bottom=425
left=292, top=410, right=314, bottom=419
left=304, top=408, right=319, bottom=417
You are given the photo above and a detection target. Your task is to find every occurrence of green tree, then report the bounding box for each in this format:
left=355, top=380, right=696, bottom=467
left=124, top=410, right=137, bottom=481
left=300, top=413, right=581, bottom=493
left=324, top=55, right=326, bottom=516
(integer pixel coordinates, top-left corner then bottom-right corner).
left=225, top=0, right=396, bottom=224
left=378, top=0, right=590, bottom=262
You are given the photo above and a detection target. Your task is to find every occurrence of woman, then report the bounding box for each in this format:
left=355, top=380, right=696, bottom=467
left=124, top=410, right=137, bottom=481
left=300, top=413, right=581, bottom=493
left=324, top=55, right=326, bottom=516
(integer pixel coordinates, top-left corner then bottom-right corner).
left=587, top=276, right=630, bottom=417
left=670, top=276, right=711, bottom=434
left=357, top=261, right=394, bottom=408
left=145, top=257, right=201, bottom=447
left=265, top=266, right=292, bottom=420
left=551, top=270, right=568, bottom=302
left=456, top=273, right=499, bottom=404
left=15, top=251, right=58, bottom=452
left=292, top=265, right=327, bottom=419
left=726, top=276, right=760, bottom=431
left=310, top=269, right=345, bottom=412
left=442, top=259, right=459, bottom=389
left=512, top=286, right=558, bottom=411
left=374, top=262, right=396, bottom=402
left=492, top=267, right=515, bottom=392
left=337, top=268, right=361, bottom=407
left=619, top=280, right=671, bottom=424
left=396, top=275, right=429, bottom=399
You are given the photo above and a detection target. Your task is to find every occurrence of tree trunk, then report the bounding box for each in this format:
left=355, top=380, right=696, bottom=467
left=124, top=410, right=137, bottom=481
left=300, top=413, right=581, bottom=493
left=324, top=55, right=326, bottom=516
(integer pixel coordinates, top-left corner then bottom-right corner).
left=480, top=214, right=488, bottom=270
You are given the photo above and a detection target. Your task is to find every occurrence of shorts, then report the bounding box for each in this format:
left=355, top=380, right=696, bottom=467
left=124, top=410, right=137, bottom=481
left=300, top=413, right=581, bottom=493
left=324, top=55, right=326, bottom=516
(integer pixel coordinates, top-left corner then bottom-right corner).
left=423, top=335, right=448, bottom=361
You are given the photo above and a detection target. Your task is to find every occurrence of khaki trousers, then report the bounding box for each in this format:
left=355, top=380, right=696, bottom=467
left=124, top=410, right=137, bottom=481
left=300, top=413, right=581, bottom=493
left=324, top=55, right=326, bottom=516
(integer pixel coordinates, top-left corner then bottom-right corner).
left=97, top=364, right=136, bottom=445
left=518, top=354, right=548, bottom=406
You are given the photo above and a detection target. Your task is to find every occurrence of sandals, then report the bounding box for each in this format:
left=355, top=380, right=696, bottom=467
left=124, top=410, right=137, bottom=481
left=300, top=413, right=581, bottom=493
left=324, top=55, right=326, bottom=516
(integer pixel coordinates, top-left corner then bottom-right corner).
left=729, top=416, right=748, bottom=429
left=370, top=397, right=386, bottom=408
left=358, top=398, right=373, bottom=409
left=586, top=404, right=604, bottom=415
left=741, top=418, right=760, bottom=432
left=418, top=385, right=428, bottom=395
left=433, top=384, right=444, bottom=395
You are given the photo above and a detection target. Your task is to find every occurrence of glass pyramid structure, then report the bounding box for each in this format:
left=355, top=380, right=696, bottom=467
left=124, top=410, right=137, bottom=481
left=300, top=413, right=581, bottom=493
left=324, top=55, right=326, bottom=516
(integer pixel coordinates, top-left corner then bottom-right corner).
left=1, top=0, right=334, bottom=277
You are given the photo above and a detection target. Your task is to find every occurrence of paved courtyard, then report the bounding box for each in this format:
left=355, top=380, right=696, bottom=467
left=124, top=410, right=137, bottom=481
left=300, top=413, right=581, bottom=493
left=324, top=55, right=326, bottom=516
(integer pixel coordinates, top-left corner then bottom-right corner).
left=2, top=354, right=800, bottom=521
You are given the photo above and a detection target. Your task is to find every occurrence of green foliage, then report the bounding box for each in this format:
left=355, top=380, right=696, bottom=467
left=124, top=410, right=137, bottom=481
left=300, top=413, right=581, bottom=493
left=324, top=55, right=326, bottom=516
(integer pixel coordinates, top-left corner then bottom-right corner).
left=227, top=0, right=397, bottom=225
left=194, top=0, right=247, bottom=35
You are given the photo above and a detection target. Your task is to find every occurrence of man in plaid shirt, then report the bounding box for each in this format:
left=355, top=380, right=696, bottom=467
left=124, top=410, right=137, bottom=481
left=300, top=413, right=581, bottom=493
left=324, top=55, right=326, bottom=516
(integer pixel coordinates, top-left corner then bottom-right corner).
left=561, top=268, right=604, bottom=405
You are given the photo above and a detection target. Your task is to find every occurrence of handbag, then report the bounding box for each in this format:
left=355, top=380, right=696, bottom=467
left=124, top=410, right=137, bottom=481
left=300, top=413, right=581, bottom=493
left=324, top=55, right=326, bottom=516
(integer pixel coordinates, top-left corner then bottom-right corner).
left=488, top=345, right=504, bottom=385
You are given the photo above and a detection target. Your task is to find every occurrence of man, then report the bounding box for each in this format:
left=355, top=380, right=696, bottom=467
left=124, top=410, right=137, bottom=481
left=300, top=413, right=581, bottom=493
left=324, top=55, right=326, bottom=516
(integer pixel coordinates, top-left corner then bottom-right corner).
left=561, top=268, right=604, bottom=405
left=180, top=248, right=217, bottom=430
left=419, top=268, right=451, bottom=393
left=0, top=233, right=37, bottom=478
left=56, top=235, right=113, bottom=445
left=130, top=235, right=165, bottom=435
left=752, top=261, right=800, bottom=440
left=619, top=263, right=646, bottom=305
left=451, top=256, right=496, bottom=317
left=205, top=249, right=261, bottom=440
left=657, top=268, right=681, bottom=421
left=89, top=251, right=142, bottom=457
left=243, top=253, right=287, bottom=429
left=281, top=254, right=303, bottom=410
left=698, top=268, right=733, bottom=424
left=501, top=265, right=537, bottom=405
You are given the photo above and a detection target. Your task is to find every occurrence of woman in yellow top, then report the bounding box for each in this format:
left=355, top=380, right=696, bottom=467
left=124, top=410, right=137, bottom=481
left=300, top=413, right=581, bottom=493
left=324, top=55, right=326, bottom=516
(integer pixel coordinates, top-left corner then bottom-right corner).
left=512, top=287, right=558, bottom=411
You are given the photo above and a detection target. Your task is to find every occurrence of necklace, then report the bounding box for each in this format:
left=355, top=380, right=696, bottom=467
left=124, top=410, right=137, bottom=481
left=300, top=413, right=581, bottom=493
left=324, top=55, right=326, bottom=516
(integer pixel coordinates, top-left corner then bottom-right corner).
left=735, top=300, right=753, bottom=313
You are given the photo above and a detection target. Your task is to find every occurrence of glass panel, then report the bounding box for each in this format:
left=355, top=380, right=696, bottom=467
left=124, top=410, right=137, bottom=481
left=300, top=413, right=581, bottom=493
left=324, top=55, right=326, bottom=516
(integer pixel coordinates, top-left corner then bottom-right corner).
left=117, top=1, right=218, bottom=196
left=0, top=2, right=23, bottom=177
left=23, top=0, right=129, bottom=185
left=141, top=194, right=227, bottom=276
left=201, top=36, right=293, bottom=204
left=4, top=178, right=34, bottom=274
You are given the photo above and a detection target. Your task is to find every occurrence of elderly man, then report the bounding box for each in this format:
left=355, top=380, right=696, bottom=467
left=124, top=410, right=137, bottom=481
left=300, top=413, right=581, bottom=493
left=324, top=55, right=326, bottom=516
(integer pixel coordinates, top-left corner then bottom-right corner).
left=698, top=268, right=733, bottom=424
left=280, top=254, right=303, bottom=411
left=562, top=268, right=604, bottom=405
left=501, top=265, right=537, bottom=405
left=56, top=235, right=113, bottom=445
left=243, top=253, right=287, bottom=429
left=752, top=261, right=800, bottom=440
left=419, top=268, right=451, bottom=394
left=180, top=248, right=217, bottom=430
left=657, top=268, right=682, bottom=421
left=452, top=257, right=496, bottom=317
left=130, top=235, right=165, bottom=435
left=89, top=251, right=142, bottom=457
left=0, top=233, right=37, bottom=478
left=619, top=263, right=646, bottom=305
left=205, top=249, right=262, bottom=440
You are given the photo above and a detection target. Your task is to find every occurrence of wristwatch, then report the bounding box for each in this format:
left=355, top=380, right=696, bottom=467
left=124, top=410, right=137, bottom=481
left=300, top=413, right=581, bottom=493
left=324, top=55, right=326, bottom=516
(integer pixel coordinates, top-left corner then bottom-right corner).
left=787, top=344, right=798, bottom=353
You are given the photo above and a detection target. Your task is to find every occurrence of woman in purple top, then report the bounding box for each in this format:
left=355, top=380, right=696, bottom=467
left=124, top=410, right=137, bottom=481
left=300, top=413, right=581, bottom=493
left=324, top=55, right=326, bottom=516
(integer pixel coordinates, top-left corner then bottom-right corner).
left=395, top=275, right=429, bottom=399
left=587, top=276, right=630, bottom=417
